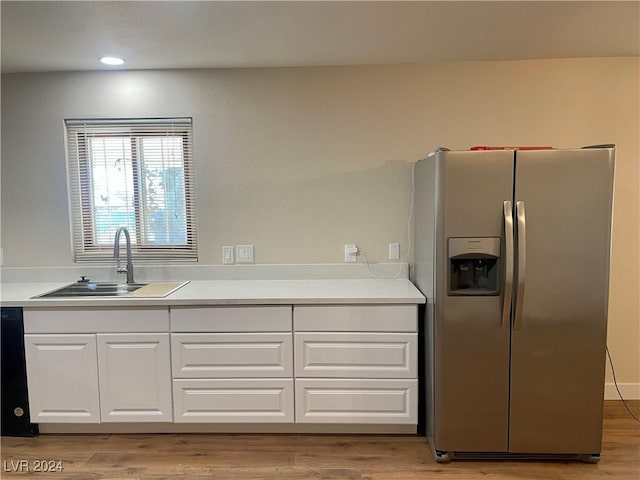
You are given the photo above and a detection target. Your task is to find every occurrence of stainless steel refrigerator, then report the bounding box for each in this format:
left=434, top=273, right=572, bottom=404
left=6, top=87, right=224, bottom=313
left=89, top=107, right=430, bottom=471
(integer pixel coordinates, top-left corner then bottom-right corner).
left=413, top=146, right=615, bottom=462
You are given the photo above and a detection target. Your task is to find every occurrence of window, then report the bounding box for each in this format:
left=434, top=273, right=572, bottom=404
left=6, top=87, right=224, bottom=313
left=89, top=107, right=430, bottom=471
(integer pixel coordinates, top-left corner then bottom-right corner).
left=65, top=118, right=197, bottom=262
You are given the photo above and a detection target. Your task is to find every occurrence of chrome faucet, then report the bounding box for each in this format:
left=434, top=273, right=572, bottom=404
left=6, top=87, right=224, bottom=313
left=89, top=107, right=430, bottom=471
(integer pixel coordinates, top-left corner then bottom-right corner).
left=113, top=226, right=135, bottom=284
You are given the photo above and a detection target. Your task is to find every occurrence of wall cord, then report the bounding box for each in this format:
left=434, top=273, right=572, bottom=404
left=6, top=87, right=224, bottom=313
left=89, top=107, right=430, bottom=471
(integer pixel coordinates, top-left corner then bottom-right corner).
left=358, top=161, right=415, bottom=279
left=606, top=346, right=640, bottom=424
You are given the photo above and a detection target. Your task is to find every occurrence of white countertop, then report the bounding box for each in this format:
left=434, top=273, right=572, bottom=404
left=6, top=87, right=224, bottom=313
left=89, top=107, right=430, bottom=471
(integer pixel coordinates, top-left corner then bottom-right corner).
left=0, top=279, right=426, bottom=307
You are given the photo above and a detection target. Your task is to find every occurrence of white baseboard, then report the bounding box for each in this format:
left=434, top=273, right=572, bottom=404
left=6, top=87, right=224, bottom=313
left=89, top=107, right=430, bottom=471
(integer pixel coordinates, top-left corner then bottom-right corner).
left=604, top=383, right=640, bottom=400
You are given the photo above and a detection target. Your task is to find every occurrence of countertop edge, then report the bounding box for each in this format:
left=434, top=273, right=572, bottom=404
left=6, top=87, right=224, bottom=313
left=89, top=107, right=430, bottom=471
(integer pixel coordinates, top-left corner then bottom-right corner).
left=2, top=297, right=426, bottom=308
left=1, top=279, right=427, bottom=307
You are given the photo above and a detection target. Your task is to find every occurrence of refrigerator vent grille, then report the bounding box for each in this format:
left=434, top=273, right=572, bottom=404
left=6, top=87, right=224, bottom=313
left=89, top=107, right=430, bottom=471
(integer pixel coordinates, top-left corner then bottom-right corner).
left=451, top=452, right=599, bottom=463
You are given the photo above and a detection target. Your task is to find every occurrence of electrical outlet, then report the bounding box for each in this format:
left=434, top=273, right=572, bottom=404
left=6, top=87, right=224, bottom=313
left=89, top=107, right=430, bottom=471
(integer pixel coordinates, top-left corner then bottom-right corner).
left=344, top=244, right=358, bottom=263
left=236, top=245, right=254, bottom=264
left=389, top=243, right=400, bottom=260
left=222, top=246, right=234, bottom=264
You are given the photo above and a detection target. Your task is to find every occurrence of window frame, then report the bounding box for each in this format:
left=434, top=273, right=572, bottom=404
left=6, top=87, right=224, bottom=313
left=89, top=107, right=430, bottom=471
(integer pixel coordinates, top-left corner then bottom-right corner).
left=65, top=118, right=198, bottom=263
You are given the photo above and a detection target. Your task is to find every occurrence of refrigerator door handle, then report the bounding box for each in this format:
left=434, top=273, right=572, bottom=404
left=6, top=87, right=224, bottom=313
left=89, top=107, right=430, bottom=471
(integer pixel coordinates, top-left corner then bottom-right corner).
left=502, top=201, right=514, bottom=328
left=513, top=201, right=527, bottom=330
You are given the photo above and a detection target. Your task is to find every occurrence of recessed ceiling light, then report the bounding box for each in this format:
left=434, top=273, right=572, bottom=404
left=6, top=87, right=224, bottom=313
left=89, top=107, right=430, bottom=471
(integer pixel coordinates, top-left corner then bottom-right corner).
left=99, top=56, right=126, bottom=66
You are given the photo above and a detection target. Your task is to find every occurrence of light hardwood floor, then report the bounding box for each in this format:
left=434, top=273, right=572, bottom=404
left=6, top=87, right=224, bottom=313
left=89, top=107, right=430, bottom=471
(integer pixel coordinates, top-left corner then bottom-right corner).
left=2, top=400, right=638, bottom=479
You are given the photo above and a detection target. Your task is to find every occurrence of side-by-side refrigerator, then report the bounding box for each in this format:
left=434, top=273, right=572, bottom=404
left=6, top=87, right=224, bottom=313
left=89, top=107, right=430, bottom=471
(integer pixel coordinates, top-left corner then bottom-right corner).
left=413, top=146, right=615, bottom=462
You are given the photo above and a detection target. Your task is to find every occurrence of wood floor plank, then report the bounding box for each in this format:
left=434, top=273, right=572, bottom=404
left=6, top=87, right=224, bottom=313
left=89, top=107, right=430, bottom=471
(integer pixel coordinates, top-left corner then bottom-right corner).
left=2, top=400, right=638, bottom=479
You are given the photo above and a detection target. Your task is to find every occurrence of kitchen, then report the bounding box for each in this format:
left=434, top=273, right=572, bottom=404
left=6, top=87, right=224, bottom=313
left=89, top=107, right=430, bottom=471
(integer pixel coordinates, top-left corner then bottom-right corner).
left=1, top=1, right=639, bottom=479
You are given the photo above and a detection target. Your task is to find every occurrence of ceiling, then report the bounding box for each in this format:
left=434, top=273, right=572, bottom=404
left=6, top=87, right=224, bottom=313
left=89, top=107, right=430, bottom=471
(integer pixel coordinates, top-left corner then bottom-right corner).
left=1, top=1, right=639, bottom=74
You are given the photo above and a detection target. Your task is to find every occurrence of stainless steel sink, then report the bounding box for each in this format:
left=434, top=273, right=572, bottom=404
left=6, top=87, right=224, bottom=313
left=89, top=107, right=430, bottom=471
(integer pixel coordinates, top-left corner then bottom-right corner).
left=35, top=282, right=148, bottom=298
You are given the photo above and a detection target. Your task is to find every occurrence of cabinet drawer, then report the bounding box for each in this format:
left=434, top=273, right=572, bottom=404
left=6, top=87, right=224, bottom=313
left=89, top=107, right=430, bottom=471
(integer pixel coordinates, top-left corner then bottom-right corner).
left=295, top=333, right=416, bottom=378
left=24, top=308, right=169, bottom=333
left=293, top=305, right=416, bottom=332
left=173, top=379, right=294, bottom=423
left=170, top=306, right=292, bottom=332
left=172, top=333, right=293, bottom=378
left=295, top=379, right=417, bottom=424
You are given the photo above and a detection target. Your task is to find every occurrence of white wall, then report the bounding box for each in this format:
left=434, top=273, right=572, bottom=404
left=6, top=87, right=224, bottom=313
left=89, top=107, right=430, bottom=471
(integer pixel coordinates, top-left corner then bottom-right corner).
left=1, top=57, right=638, bottom=391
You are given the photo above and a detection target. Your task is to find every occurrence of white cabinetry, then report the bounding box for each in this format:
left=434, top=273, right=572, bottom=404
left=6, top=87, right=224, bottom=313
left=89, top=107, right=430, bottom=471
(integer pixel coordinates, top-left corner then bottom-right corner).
left=170, top=306, right=294, bottom=423
left=22, top=301, right=421, bottom=430
left=97, top=333, right=172, bottom=422
left=293, top=305, right=418, bottom=424
left=24, top=334, right=100, bottom=423
left=23, top=308, right=170, bottom=424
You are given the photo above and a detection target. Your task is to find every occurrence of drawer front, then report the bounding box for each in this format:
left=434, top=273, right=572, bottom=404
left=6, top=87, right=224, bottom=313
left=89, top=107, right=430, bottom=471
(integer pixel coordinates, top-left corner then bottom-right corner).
left=293, top=305, right=417, bottom=332
left=295, top=379, right=417, bottom=424
left=173, top=379, right=294, bottom=423
left=295, top=333, right=416, bottom=378
left=172, top=333, right=293, bottom=378
left=24, top=308, right=169, bottom=333
left=170, top=306, right=292, bottom=332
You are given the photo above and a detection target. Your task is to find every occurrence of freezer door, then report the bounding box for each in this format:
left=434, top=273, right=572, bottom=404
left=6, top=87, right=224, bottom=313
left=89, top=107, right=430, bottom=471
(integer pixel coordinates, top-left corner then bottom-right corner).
left=509, top=148, right=614, bottom=454
left=434, top=150, right=514, bottom=452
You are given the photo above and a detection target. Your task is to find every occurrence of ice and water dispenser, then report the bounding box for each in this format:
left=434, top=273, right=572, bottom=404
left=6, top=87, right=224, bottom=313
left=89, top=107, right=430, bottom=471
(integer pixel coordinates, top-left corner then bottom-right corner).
left=448, top=237, right=500, bottom=295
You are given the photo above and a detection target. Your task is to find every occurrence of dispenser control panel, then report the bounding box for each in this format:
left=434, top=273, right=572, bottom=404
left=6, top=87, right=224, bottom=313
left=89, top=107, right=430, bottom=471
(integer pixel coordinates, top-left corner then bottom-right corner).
left=448, top=237, right=500, bottom=258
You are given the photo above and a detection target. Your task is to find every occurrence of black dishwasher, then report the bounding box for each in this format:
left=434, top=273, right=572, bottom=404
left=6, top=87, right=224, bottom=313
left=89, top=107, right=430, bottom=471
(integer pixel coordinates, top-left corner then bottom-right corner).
left=1, top=307, right=38, bottom=436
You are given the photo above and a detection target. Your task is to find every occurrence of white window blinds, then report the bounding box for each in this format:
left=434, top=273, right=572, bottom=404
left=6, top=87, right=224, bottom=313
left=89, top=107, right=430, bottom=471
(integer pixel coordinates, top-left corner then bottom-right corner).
left=65, top=118, right=197, bottom=262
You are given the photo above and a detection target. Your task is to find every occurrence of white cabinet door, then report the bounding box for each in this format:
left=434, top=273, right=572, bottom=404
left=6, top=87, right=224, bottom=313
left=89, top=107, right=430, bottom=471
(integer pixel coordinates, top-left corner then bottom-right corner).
left=172, top=333, right=293, bottom=378
left=295, top=379, right=417, bottom=424
left=295, top=332, right=417, bottom=378
left=97, top=333, right=172, bottom=422
left=173, top=379, right=294, bottom=423
left=24, top=334, right=100, bottom=423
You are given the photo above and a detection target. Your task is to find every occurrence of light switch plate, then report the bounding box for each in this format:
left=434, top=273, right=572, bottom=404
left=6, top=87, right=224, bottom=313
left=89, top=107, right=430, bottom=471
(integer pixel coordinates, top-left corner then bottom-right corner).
left=222, top=246, right=234, bottom=264
left=389, top=243, right=400, bottom=260
left=236, top=245, right=254, bottom=264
